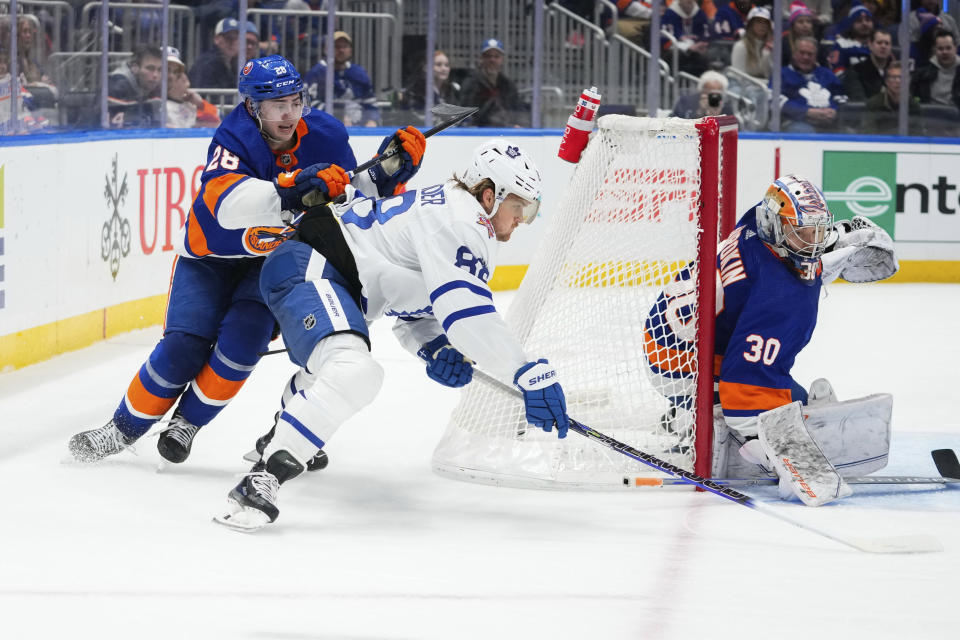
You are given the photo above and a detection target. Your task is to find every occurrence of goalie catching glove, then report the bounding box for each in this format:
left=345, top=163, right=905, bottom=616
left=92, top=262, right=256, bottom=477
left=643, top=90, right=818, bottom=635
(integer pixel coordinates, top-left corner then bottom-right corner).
left=514, top=359, right=569, bottom=438
left=275, top=163, right=350, bottom=211
left=368, top=126, right=426, bottom=195
left=417, top=335, right=474, bottom=388
left=821, top=215, right=898, bottom=284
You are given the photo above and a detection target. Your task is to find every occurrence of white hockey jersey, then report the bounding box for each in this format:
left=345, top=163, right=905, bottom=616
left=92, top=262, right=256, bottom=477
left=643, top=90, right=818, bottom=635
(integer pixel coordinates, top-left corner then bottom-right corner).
left=333, top=180, right=530, bottom=382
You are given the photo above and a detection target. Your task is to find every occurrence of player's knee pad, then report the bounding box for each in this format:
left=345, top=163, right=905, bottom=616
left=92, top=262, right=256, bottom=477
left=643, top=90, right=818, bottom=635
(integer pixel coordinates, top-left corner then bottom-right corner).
left=304, top=333, right=384, bottom=418
left=152, top=331, right=212, bottom=383
left=266, top=334, right=382, bottom=464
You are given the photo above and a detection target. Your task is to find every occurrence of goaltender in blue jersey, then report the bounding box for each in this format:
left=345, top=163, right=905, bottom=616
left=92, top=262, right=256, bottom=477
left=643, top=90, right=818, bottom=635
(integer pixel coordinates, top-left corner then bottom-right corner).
left=645, top=174, right=900, bottom=506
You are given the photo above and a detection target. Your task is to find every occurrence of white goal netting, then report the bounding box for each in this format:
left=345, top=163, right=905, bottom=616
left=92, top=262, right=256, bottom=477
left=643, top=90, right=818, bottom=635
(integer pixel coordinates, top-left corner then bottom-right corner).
left=433, top=115, right=729, bottom=489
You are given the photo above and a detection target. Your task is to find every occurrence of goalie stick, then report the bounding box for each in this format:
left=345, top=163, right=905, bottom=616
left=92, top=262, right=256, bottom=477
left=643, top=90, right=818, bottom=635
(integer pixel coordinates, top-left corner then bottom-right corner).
left=472, top=370, right=942, bottom=555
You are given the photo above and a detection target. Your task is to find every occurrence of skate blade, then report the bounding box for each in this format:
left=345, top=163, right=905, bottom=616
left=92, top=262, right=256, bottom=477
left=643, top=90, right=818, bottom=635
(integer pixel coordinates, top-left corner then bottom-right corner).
left=242, top=448, right=261, bottom=464
left=212, top=506, right=271, bottom=532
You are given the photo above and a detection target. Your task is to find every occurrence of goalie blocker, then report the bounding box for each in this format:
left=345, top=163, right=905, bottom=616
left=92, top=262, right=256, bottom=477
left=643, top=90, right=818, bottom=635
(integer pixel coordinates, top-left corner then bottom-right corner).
left=713, top=386, right=893, bottom=506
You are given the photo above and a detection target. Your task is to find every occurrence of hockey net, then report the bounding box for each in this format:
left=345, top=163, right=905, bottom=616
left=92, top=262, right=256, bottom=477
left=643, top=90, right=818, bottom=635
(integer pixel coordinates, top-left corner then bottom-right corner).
left=433, top=115, right=738, bottom=489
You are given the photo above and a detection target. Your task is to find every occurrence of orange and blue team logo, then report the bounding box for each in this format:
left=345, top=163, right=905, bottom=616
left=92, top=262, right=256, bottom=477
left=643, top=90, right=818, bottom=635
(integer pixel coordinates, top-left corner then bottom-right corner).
left=476, top=214, right=495, bottom=238
left=242, top=61, right=254, bottom=76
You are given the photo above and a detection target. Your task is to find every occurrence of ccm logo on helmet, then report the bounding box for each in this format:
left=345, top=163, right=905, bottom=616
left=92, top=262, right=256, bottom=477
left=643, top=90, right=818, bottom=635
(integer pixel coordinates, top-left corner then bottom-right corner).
left=275, top=79, right=295, bottom=87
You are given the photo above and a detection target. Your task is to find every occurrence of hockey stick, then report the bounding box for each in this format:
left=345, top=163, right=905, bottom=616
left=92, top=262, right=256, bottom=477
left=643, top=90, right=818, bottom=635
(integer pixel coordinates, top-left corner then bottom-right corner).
left=472, top=370, right=942, bottom=554
left=931, top=448, right=960, bottom=479
left=348, top=104, right=479, bottom=178
left=632, top=475, right=960, bottom=488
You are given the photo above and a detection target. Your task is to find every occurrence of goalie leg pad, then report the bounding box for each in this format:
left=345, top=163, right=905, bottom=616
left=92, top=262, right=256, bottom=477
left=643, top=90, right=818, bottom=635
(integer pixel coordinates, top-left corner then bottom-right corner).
left=800, top=393, right=892, bottom=477
left=758, top=402, right=852, bottom=507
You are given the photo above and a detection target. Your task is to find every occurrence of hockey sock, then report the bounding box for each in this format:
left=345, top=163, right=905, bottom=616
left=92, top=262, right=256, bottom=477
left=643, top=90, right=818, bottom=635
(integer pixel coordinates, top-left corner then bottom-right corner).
left=115, top=332, right=211, bottom=439
left=176, top=299, right=273, bottom=427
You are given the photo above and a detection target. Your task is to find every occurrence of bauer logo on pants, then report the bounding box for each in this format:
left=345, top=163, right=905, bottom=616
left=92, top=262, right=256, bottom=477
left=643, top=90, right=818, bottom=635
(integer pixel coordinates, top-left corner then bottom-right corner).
left=822, top=150, right=960, bottom=243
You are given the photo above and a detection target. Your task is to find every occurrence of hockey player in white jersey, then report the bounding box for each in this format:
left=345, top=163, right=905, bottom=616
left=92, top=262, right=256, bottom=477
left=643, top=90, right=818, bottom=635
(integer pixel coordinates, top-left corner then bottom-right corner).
left=215, top=139, right=569, bottom=531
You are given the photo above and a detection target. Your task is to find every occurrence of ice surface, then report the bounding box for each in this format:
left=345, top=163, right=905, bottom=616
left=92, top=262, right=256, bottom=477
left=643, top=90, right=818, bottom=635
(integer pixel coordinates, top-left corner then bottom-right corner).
left=1, top=284, right=959, bottom=639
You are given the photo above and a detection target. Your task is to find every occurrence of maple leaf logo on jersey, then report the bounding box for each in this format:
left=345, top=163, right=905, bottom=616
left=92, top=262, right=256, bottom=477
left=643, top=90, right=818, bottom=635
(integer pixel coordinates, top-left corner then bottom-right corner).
left=476, top=214, right=495, bottom=238
left=799, top=81, right=832, bottom=108
left=101, top=154, right=131, bottom=281
left=505, top=145, right=521, bottom=159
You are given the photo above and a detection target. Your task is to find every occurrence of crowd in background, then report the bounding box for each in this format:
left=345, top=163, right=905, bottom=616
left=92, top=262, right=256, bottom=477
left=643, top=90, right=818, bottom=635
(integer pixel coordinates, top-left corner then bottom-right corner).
left=1, top=0, right=959, bottom=136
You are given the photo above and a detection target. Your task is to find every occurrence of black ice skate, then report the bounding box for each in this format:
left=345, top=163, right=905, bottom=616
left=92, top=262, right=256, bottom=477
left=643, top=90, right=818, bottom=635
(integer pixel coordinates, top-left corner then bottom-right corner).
left=68, top=420, right=135, bottom=463
left=243, top=412, right=329, bottom=471
left=156, top=410, right=201, bottom=464
left=214, top=450, right=304, bottom=532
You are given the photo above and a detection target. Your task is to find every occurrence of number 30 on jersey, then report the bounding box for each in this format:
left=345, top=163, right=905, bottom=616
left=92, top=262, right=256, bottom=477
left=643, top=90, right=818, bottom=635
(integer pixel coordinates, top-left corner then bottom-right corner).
left=743, top=334, right=781, bottom=365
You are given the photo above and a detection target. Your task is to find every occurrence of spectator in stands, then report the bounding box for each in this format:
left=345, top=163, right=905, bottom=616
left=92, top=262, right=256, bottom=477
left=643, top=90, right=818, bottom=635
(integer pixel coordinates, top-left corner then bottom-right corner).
left=460, top=38, right=529, bottom=128
left=779, top=36, right=846, bottom=132
left=797, top=0, right=833, bottom=28
left=11, top=16, right=50, bottom=84
left=670, top=70, right=737, bottom=118
left=662, top=0, right=712, bottom=77
left=843, top=29, right=892, bottom=101
left=713, top=0, right=753, bottom=41
left=912, top=30, right=960, bottom=109
left=910, top=0, right=960, bottom=45
left=912, top=10, right=945, bottom=68
left=731, top=7, right=774, bottom=80
left=304, top=30, right=381, bottom=127
left=107, top=44, right=163, bottom=128
left=164, top=46, right=221, bottom=129
left=188, top=18, right=260, bottom=89
left=555, top=1, right=652, bottom=45
left=825, top=3, right=875, bottom=77
left=864, top=61, right=923, bottom=134
left=400, top=50, right=461, bottom=113
left=782, top=2, right=817, bottom=66
left=0, top=51, right=49, bottom=133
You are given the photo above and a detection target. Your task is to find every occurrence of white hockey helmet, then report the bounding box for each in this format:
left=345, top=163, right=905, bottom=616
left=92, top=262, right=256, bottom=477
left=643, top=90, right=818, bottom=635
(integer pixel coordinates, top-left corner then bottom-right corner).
left=757, top=174, right=834, bottom=285
left=461, top=139, right=542, bottom=223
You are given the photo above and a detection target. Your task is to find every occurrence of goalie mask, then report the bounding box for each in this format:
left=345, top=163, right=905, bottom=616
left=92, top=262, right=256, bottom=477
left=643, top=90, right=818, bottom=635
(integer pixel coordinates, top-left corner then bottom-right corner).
left=757, top=174, right=833, bottom=285
left=462, top=140, right=542, bottom=223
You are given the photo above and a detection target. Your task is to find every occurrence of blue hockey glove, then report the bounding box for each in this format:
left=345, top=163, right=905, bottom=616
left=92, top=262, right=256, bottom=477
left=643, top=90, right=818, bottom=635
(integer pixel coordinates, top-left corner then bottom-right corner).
left=514, top=359, right=569, bottom=438
left=274, top=163, right=349, bottom=211
left=368, top=126, right=426, bottom=195
left=417, top=335, right=473, bottom=388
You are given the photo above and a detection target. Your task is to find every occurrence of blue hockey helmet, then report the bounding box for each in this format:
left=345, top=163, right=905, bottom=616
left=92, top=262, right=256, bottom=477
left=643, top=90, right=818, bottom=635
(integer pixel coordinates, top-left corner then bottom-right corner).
left=238, top=55, right=309, bottom=116
left=757, top=174, right=833, bottom=285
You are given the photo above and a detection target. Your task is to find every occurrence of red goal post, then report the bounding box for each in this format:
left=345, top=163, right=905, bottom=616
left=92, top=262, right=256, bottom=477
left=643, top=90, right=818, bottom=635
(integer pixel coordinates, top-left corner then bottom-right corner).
left=693, top=115, right=739, bottom=477
left=434, top=115, right=740, bottom=489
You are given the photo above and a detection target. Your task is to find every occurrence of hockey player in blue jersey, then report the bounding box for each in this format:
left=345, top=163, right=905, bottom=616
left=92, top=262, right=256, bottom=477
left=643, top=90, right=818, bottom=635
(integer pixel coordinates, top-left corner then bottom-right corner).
left=69, top=55, right=427, bottom=465
left=213, top=140, right=570, bottom=531
left=645, top=174, right=898, bottom=506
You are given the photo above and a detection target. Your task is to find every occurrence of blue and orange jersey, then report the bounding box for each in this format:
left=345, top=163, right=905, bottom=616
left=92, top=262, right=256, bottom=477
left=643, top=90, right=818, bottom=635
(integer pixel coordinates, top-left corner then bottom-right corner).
left=180, top=105, right=358, bottom=259
left=645, top=206, right=822, bottom=427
